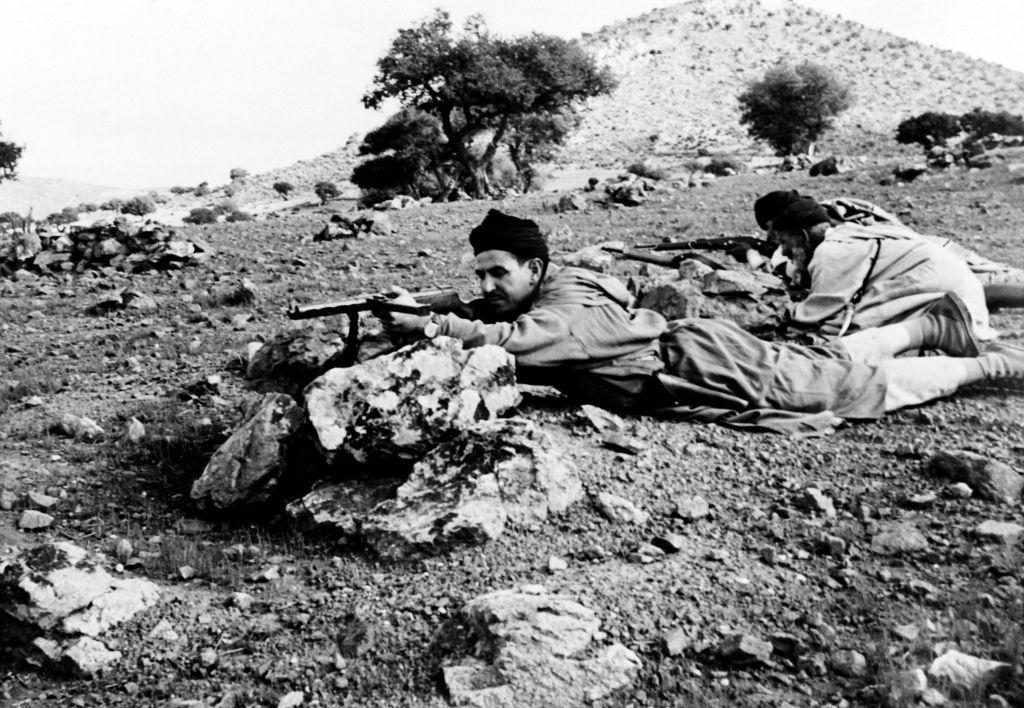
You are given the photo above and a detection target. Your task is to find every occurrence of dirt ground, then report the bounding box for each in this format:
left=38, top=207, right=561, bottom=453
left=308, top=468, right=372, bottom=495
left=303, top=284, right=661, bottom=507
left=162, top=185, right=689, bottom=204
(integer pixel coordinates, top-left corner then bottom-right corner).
left=3, top=164, right=1024, bottom=707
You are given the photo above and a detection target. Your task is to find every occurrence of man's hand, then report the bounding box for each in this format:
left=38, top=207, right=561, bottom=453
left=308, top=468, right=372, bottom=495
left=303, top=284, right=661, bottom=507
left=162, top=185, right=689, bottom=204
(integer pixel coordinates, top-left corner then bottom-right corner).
left=376, top=287, right=430, bottom=339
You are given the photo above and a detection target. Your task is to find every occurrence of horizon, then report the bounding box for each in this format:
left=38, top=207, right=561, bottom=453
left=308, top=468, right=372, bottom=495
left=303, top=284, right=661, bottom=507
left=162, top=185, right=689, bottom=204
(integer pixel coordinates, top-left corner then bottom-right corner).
left=2, top=0, right=1023, bottom=190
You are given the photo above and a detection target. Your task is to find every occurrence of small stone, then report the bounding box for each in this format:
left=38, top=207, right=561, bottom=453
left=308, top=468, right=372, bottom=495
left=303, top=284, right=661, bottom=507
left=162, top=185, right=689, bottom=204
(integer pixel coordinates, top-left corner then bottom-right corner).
left=921, top=688, right=947, bottom=705
left=759, top=547, right=778, bottom=565
left=596, top=492, right=649, bottom=524
left=200, top=647, right=218, bottom=666
left=27, top=491, right=59, bottom=509
left=547, top=556, right=568, bottom=574
left=663, top=628, right=689, bottom=656
left=0, top=489, right=15, bottom=510
left=61, top=637, right=122, bottom=676
left=906, top=491, right=938, bottom=508
left=975, top=520, right=1024, bottom=543
left=277, top=692, right=305, bottom=708
left=796, top=487, right=836, bottom=517
left=178, top=565, right=196, bottom=580
left=148, top=619, right=180, bottom=643
left=231, top=592, right=254, bottom=610
left=928, top=649, right=1011, bottom=691
left=926, top=451, right=1024, bottom=504
left=114, top=539, right=133, bottom=562
left=18, top=509, right=54, bottom=530
left=829, top=648, right=867, bottom=677
left=871, top=522, right=929, bottom=555
left=717, top=634, right=772, bottom=664
left=675, top=495, right=710, bottom=521
left=948, top=483, right=973, bottom=498
left=886, top=668, right=928, bottom=703
left=892, top=622, right=920, bottom=641
left=651, top=534, right=686, bottom=553
left=123, top=418, right=146, bottom=444
left=819, top=533, right=847, bottom=556
left=601, top=432, right=646, bottom=455
left=255, top=565, right=280, bottom=582
left=579, top=404, right=626, bottom=433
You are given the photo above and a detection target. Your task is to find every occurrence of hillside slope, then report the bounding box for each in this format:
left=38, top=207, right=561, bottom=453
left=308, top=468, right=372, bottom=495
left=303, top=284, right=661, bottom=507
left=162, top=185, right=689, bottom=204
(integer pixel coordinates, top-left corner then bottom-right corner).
left=0, top=177, right=136, bottom=217
left=561, top=0, right=1024, bottom=166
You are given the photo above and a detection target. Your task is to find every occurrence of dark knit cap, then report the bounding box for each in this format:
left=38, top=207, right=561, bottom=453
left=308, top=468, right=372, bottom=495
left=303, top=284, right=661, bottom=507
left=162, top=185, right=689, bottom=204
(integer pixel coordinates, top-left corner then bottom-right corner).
left=771, top=196, right=830, bottom=233
left=753, top=189, right=801, bottom=230
left=469, top=209, right=549, bottom=261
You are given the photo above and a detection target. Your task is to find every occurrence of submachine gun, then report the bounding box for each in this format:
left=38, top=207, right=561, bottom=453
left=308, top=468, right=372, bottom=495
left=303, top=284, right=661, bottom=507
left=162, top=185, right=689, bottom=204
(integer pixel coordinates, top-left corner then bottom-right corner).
left=603, top=235, right=777, bottom=270
left=287, top=289, right=476, bottom=367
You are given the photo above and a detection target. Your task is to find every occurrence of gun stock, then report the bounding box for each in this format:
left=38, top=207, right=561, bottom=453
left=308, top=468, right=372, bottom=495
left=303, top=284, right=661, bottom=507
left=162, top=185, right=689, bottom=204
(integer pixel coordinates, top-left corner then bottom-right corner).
left=287, top=288, right=465, bottom=320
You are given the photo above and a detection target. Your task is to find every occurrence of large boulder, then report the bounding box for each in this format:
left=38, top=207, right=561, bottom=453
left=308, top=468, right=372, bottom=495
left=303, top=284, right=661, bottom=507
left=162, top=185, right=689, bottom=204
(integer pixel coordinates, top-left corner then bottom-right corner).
left=362, top=419, right=583, bottom=558
left=440, top=586, right=641, bottom=707
left=190, top=393, right=306, bottom=512
left=0, top=542, right=160, bottom=675
left=245, top=325, right=345, bottom=394
left=304, top=337, right=520, bottom=465
left=285, top=479, right=397, bottom=543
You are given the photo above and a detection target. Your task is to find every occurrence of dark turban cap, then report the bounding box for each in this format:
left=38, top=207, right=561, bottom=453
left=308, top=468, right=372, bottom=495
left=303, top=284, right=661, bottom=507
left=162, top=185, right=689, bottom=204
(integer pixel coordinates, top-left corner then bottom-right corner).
left=469, top=209, right=549, bottom=261
left=753, top=189, right=801, bottom=230
left=771, top=196, right=830, bottom=233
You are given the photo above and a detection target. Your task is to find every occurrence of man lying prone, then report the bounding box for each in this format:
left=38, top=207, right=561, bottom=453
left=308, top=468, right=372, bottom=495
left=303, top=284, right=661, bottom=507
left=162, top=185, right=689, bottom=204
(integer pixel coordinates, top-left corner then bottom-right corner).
left=379, top=209, right=1024, bottom=434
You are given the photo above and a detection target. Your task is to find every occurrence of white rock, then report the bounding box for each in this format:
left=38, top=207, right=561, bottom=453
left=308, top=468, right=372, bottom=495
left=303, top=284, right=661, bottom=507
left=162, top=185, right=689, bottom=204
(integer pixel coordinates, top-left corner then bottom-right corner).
left=596, top=492, right=649, bottom=524
left=18, top=509, right=54, bottom=530
left=61, top=637, right=122, bottom=676
left=276, top=691, right=305, bottom=708
left=928, top=649, right=1010, bottom=691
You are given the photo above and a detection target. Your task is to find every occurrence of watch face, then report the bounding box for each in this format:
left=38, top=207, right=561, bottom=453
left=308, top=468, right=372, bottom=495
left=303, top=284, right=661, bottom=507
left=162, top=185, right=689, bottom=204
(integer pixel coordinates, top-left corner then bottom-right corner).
left=424, top=320, right=439, bottom=338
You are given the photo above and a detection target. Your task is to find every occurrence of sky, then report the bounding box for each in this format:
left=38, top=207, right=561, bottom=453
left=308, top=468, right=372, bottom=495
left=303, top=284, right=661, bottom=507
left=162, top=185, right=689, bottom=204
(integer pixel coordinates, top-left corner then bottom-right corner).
left=1, top=0, right=1023, bottom=189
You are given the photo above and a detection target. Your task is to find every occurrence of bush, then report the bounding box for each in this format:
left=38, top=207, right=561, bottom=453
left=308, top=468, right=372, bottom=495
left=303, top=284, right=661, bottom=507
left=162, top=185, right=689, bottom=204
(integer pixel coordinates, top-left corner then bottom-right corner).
left=738, top=61, right=853, bottom=155
left=183, top=207, right=217, bottom=225
left=148, top=191, right=170, bottom=205
left=627, top=159, right=669, bottom=180
left=705, top=154, right=744, bottom=176
left=211, top=200, right=238, bottom=217
left=47, top=207, right=79, bottom=225
left=121, top=196, right=156, bottom=216
left=222, top=184, right=237, bottom=198
left=272, top=181, right=294, bottom=198
left=229, top=167, right=248, bottom=181
left=170, top=186, right=191, bottom=195
left=314, top=181, right=340, bottom=205
left=99, top=198, right=124, bottom=212
left=194, top=181, right=210, bottom=197
left=960, top=108, right=1024, bottom=138
left=226, top=210, right=253, bottom=222
left=895, top=111, right=962, bottom=148
left=77, top=203, right=99, bottom=213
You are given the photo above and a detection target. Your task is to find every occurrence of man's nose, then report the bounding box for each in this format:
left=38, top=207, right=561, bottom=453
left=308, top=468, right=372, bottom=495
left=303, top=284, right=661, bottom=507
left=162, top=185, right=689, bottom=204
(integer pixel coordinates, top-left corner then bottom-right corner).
left=480, top=276, right=495, bottom=293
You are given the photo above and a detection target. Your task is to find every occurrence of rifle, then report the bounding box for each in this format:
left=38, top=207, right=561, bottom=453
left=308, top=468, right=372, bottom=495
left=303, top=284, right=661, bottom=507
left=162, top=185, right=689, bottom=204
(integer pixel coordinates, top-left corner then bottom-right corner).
left=601, top=245, right=727, bottom=271
left=640, top=235, right=777, bottom=259
left=287, top=289, right=475, bottom=367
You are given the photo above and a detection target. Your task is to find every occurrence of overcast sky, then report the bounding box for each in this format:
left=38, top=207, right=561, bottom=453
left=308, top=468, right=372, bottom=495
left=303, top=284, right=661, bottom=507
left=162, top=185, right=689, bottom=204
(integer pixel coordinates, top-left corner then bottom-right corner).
left=2, top=0, right=1022, bottom=189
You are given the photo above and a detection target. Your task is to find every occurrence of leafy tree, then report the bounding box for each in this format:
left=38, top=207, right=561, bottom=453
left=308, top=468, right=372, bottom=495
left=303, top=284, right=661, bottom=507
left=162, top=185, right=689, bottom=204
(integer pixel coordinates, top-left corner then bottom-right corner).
left=895, top=112, right=962, bottom=147
left=0, top=211, right=25, bottom=229
left=352, top=109, right=454, bottom=201
left=47, top=207, right=79, bottom=225
left=960, top=108, right=1024, bottom=138
left=121, top=196, right=156, bottom=216
left=0, top=124, right=23, bottom=182
left=738, top=61, right=853, bottom=155
left=363, top=11, right=615, bottom=197
left=272, top=181, right=294, bottom=198
left=505, top=108, right=581, bottom=191
left=314, top=181, right=340, bottom=205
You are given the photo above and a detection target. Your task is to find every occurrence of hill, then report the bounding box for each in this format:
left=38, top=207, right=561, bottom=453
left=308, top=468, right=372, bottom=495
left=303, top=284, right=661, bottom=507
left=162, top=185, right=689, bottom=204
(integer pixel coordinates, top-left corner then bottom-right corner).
left=560, top=0, right=1024, bottom=166
left=0, top=177, right=136, bottom=217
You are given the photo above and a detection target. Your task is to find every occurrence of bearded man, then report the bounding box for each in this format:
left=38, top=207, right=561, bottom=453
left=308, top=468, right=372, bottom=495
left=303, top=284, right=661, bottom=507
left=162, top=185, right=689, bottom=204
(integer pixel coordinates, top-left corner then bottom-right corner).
left=380, top=209, right=1024, bottom=434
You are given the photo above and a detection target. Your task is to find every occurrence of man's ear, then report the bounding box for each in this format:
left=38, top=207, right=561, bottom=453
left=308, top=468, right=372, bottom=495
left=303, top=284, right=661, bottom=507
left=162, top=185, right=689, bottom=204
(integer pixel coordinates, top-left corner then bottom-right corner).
left=528, top=258, right=544, bottom=279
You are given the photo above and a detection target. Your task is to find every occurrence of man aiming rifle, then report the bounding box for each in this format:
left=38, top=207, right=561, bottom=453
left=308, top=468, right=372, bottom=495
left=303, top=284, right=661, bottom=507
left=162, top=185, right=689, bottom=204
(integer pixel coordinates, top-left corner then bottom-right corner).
left=377, top=209, right=1024, bottom=435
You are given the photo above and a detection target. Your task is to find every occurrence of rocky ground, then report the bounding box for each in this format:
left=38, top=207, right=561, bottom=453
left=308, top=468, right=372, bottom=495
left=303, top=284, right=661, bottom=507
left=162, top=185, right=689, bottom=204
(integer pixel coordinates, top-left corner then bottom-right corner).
left=3, top=162, right=1024, bottom=707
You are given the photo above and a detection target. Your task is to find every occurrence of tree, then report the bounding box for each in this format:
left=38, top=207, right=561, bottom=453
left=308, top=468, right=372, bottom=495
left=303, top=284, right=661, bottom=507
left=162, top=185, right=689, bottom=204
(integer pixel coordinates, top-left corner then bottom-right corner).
left=352, top=109, right=454, bottom=202
left=314, top=181, right=340, bottom=205
left=272, top=181, right=294, bottom=198
left=738, top=61, right=853, bottom=155
left=505, top=108, right=581, bottom=191
left=121, top=196, right=156, bottom=216
left=363, top=11, right=615, bottom=197
left=960, top=108, right=1024, bottom=139
left=0, top=124, right=24, bottom=182
left=895, top=112, right=962, bottom=148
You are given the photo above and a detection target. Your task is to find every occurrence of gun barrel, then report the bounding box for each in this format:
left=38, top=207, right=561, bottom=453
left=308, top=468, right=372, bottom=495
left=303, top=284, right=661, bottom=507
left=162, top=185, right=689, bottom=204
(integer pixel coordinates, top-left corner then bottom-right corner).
left=287, top=289, right=456, bottom=320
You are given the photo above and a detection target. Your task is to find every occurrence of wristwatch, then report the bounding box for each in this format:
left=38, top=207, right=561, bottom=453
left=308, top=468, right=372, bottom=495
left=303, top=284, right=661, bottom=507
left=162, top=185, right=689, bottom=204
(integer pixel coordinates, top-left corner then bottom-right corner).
left=423, top=313, right=441, bottom=339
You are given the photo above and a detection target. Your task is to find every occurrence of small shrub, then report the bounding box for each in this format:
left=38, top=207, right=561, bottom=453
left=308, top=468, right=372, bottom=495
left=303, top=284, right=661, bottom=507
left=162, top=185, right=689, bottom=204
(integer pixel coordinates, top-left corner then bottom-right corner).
left=184, top=207, right=217, bottom=225
left=705, top=154, right=744, bottom=176
left=229, top=167, right=248, bottom=181
left=169, top=186, right=191, bottom=195
left=77, top=203, right=99, bottom=213
left=226, top=210, right=253, bottom=222
left=211, top=200, right=238, bottom=217
left=121, top=195, right=156, bottom=216
left=194, top=181, right=210, bottom=197
left=895, top=111, right=962, bottom=147
left=148, top=191, right=170, bottom=204
left=960, top=108, right=1024, bottom=138
left=222, top=184, right=237, bottom=198
left=272, top=181, right=294, bottom=198
left=99, top=198, right=124, bottom=212
left=314, top=181, right=340, bottom=205
left=46, top=207, right=79, bottom=225
left=627, top=159, right=669, bottom=180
